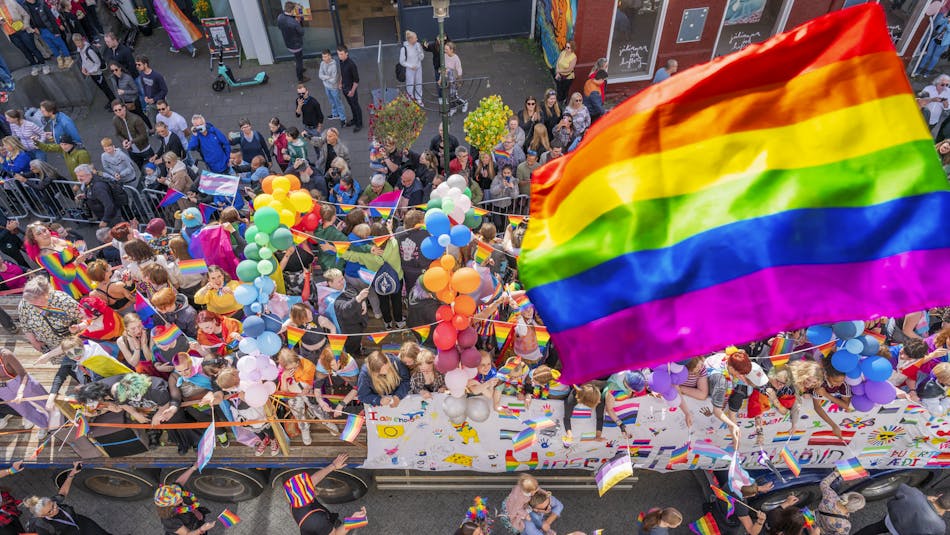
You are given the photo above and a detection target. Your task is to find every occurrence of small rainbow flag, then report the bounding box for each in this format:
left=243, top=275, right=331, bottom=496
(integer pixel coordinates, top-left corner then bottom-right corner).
left=291, top=230, right=309, bottom=245
left=510, top=292, right=531, bottom=310
left=339, top=204, right=356, bottom=213
left=535, top=326, right=551, bottom=351
left=836, top=457, right=868, bottom=481
left=780, top=446, right=801, bottom=477
left=474, top=239, right=495, bottom=264
left=508, top=215, right=525, bottom=228
left=286, top=325, right=305, bottom=348
left=217, top=509, right=241, bottom=528
left=374, top=207, right=393, bottom=219
left=688, top=512, right=722, bottom=535
left=709, top=484, right=736, bottom=517
left=492, top=148, right=510, bottom=160
left=512, top=428, right=536, bottom=452
left=816, top=340, right=836, bottom=358
left=472, top=207, right=489, bottom=217
left=199, top=203, right=217, bottom=223
left=333, top=241, right=351, bottom=254
left=769, top=337, right=795, bottom=356
left=153, top=324, right=183, bottom=345
left=341, top=413, right=364, bottom=443
left=327, top=334, right=347, bottom=357
left=179, top=258, right=209, bottom=276
left=494, top=321, right=515, bottom=349
left=283, top=473, right=316, bottom=508
left=412, top=325, right=431, bottom=342
left=30, top=440, right=46, bottom=459
left=372, top=236, right=389, bottom=248
left=74, top=413, right=89, bottom=439
left=158, top=188, right=185, bottom=207
left=368, top=332, right=388, bottom=345
left=667, top=443, right=689, bottom=468
left=801, top=507, right=816, bottom=529
left=343, top=515, right=368, bottom=530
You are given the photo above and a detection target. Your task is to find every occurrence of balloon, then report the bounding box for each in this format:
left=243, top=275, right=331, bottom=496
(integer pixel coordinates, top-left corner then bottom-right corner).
left=424, top=267, right=450, bottom=293
left=859, top=336, right=880, bottom=356
left=254, top=232, right=270, bottom=247
left=435, top=348, right=460, bottom=374
left=465, top=395, right=492, bottom=423
left=454, top=295, right=476, bottom=316
left=256, top=276, right=276, bottom=296
left=665, top=393, right=682, bottom=408
left=474, top=266, right=494, bottom=299
left=671, top=367, right=690, bottom=385
left=440, top=254, right=456, bottom=271
left=463, top=209, right=480, bottom=228
left=661, top=387, right=679, bottom=401
left=433, top=322, right=458, bottom=350
left=420, top=236, right=445, bottom=259
left=832, top=321, right=860, bottom=340
left=237, top=355, right=257, bottom=372
left=435, top=304, right=455, bottom=323
left=301, top=212, right=320, bottom=231
left=831, top=350, right=860, bottom=373
left=451, top=268, right=480, bottom=294
left=451, top=207, right=466, bottom=225
left=446, top=174, right=467, bottom=191
left=457, top=195, right=471, bottom=213
left=451, top=313, right=471, bottom=331
left=244, top=224, right=260, bottom=244
left=864, top=380, right=896, bottom=405
left=424, top=209, right=451, bottom=237
left=241, top=367, right=262, bottom=382
left=846, top=367, right=864, bottom=380
left=437, top=234, right=451, bottom=247
left=427, top=197, right=443, bottom=210
left=244, top=384, right=269, bottom=407
left=449, top=224, right=472, bottom=247
left=649, top=370, right=672, bottom=394
left=289, top=190, right=314, bottom=212
left=257, top=331, right=282, bottom=356
left=445, top=368, right=468, bottom=397
left=234, top=284, right=258, bottom=306
left=261, top=176, right=275, bottom=194
left=443, top=395, right=467, bottom=418
left=258, top=246, right=273, bottom=259
left=442, top=198, right=455, bottom=215
left=255, top=194, right=275, bottom=212
left=844, top=338, right=864, bottom=355
left=272, top=176, right=291, bottom=192
left=271, top=227, right=294, bottom=250
left=263, top=381, right=277, bottom=395
left=242, top=315, right=266, bottom=338
left=460, top=347, right=481, bottom=368
left=238, top=337, right=258, bottom=354
left=860, top=356, right=893, bottom=382
left=806, top=325, right=833, bottom=344
left=448, top=412, right=467, bottom=425
left=243, top=242, right=262, bottom=261
left=279, top=209, right=296, bottom=228
left=844, top=375, right=864, bottom=386
left=260, top=365, right=279, bottom=382
left=851, top=393, right=874, bottom=412
left=436, top=287, right=457, bottom=304
left=257, top=259, right=275, bottom=275
left=851, top=382, right=865, bottom=396
left=457, top=327, right=478, bottom=349
left=237, top=260, right=260, bottom=282
left=254, top=207, right=280, bottom=234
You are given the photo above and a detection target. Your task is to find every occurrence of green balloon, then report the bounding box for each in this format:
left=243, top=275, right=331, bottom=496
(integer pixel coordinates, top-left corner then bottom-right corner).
left=236, top=259, right=260, bottom=282
left=270, top=227, right=294, bottom=250
left=254, top=206, right=280, bottom=234
left=442, top=199, right=455, bottom=214
left=427, top=197, right=443, bottom=210
left=254, top=232, right=270, bottom=247
left=244, top=243, right=261, bottom=261
left=464, top=187, right=472, bottom=199
left=257, top=259, right=275, bottom=275
left=244, top=224, right=259, bottom=245
left=259, top=246, right=273, bottom=259
left=463, top=209, right=481, bottom=229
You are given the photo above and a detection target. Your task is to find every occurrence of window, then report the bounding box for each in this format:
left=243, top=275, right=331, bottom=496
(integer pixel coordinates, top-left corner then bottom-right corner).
left=259, top=0, right=337, bottom=61
left=713, top=0, right=788, bottom=57
left=606, top=0, right=668, bottom=81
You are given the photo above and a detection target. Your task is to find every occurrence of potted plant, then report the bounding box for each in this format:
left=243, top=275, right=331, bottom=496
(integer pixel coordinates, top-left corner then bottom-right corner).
left=463, top=95, right=513, bottom=155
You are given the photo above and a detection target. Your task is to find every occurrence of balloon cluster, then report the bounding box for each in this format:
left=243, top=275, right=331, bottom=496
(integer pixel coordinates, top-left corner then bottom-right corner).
left=419, top=174, right=482, bottom=260
left=235, top=352, right=279, bottom=408
left=648, top=363, right=690, bottom=408
left=818, top=321, right=895, bottom=411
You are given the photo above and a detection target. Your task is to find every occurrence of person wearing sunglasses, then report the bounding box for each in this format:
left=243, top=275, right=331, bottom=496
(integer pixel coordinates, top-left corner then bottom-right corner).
left=554, top=40, right=576, bottom=104
left=517, top=96, right=541, bottom=138
left=918, top=73, right=950, bottom=132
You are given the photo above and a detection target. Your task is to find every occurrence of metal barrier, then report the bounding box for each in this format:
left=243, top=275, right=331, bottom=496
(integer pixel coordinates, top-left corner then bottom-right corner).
left=476, top=194, right=530, bottom=217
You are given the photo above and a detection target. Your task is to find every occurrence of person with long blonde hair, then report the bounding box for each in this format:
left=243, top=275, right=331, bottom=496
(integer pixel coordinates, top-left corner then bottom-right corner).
left=639, top=507, right=683, bottom=534
left=314, top=346, right=360, bottom=417
left=356, top=350, right=410, bottom=408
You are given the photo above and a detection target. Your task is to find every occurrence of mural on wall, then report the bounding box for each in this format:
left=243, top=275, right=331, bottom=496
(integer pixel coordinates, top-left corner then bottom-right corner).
left=537, top=0, right=577, bottom=68
left=725, top=0, right=767, bottom=25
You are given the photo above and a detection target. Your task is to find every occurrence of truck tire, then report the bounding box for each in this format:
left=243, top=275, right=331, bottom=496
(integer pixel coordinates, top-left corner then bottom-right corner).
left=848, top=470, right=933, bottom=501
left=54, top=467, right=161, bottom=501
left=751, top=484, right=822, bottom=511
left=164, top=467, right=269, bottom=503
left=270, top=468, right=371, bottom=504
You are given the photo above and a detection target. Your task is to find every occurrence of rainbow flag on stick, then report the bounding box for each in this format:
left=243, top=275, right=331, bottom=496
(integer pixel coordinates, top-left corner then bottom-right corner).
left=595, top=451, right=633, bottom=496
left=780, top=446, right=801, bottom=477
left=836, top=457, right=869, bottom=481
left=217, top=509, right=241, bottom=528
left=710, top=484, right=736, bottom=517
left=689, top=513, right=722, bottom=535
left=508, top=215, right=525, bottom=228
left=74, top=413, right=89, bottom=439
left=343, top=515, right=368, bottom=530
left=179, top=259, right=208, bottom=276
left=535, top=326, right=551, bottom=351
left=474, top=239, right=495, bottom=264
left=158, top=188, right=185, bottom=207
left=341, top=413, right=364, bottom=443
left=285, top=326, right=305, bottom=348
left=519, top=4, right=950, bottom=384
left=327, top=334, right=347, bottom=357
left=801, top=507, right=816, bottom=529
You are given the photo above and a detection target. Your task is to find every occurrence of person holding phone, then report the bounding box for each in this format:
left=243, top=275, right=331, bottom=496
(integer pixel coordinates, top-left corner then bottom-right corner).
left=917, top=73, right=950, bottom=130
left=23, top=462, right=114, bottom=535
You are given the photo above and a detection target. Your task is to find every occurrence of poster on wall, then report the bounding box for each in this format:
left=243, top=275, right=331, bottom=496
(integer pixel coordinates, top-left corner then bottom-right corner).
left=362, top=393, right=950, bottom=473
left=724, top=0, right=768, bottom=26
left=537, top=0, right=577, bottom=68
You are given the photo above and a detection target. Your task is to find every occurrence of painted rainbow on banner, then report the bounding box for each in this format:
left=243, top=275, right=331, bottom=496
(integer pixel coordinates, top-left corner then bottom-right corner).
left=512, top=428, right=535, bottom=452
left=520, top=4, right=950, bottom=383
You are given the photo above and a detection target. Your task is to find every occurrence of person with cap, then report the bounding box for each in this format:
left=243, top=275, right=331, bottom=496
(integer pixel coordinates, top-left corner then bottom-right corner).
left=154, top=462, right=215, bottom=535
left=814, top=471, right=865, bottom=535
left=34, top=133, right=91, bottom=181
left=283, top=453, right=367, bottom=534
left=23, top=462, right=113, bottom=535
left=604, top=370, right=646, bottom=438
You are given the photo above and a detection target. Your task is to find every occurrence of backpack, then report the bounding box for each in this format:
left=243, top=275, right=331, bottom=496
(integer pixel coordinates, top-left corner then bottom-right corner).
left=395, top=45, right=407, bottom=83
left=94, top=175, right=129, bottom=206
left=371, top=261, right=400, bottom=296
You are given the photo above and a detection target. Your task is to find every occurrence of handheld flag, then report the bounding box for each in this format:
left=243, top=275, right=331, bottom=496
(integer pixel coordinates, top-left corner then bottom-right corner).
left=835, top=457, right=869, bottom=481
left=217, top=509, right=241, bottom=528
left=195, top=420, right=216, bottom=472
left=158, top=188, right=185, bottom=208
left=198, top=170, right=240, bottom=197
left=519, top=4, right=950, bottom=383
left=178, top=258, right=209, bottom=276
left=343, top=515, right=368, bottom=530
left=595, top=451, right=633, bottom=496
left=134, top=292, right=157, bottom=328
left=74, top=413, right=89, bottom=439
left=341, top=413, right=364, bottom=443
left=801, top=507, right=816, bottom=529
left=198, top=203, right=217, bottom=223
left=283, top=473, right=317, bottom=508
left=688, top=513, right=722, bottom=535
left=780, top=446, right=801, bottom=477
left=709, top=484, right=736, bottom=518
left=728, top=453, right=753, bottom=495
left=667, top=443, right=689, bottom=469
left=153, top=324, right=183, bottom=346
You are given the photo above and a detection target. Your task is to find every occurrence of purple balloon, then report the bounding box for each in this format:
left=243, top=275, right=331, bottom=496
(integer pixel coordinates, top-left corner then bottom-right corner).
left=850, top=382, right=865, bottom=396
left=456, top=327, right=478, bottom=349
left=665, top=393, right=682, bottom=408
left=864, top=380, right=896, bottom=405
left=671, top=367, right=690, bottom=385
left=661, top=386, right=679, bottom=401
left=474, top=266, right=495, bottom=300
left=851, top=393, right=875, bottom=412
left=460, top=347, right=481, bottom=368
left=650, top=370, right=672, bottom=393
left=435, top=348, right=460, bottom=374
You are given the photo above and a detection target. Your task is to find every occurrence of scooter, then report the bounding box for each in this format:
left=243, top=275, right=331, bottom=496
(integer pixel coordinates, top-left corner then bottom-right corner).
left=211, top=40, right=268, bottom=92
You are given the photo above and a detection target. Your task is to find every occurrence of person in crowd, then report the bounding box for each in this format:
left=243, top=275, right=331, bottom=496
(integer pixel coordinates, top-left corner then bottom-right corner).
left=490, top=164, right=520, bottom=215
left=0, top=348, right=51, bottom=432
left=918, top=74, right=950, bottom=131
left=428, top=123, right=459, bottom=172
left=853, top=483, right=950, bottom=535
left=100, top=137, right=140, bottom=186
left=473, top=151, right=495, bottom=193
left=517, top=96, right=541, bottom=141
left=449, top=145, right=475, bottom=177
left=153, top=122, right=186, bottom=166
left=74, top=164, right=124, bottom=226
left=338, top=45, right=362, bottom=132
left=554, top=41, right=576, bottom=104
left=917, top=362, right=950, bottom=416
left=444, top=41, right=466, bottom=115
left=409, top=349, right=445, bottom=398
left=364, top=173, right=394, bottom=205
left=267, top=116, right=291, bottom=172
left=277, top=1, right=307, bottom=83
left=151, top=287, right=198, bottom=339
left=319, top=48, right=347, bottom=122
left=77, top=294, right=124, bottom=343
left=538, top=88, right=562, bottom=135
left=501, top=474, right=540, bottom=534
left=295, top=84, right=324, bottom=137
left=400, top=30, right=425, bottom=104
left=313, top=206, right=348, bottom=272
left=154, top=100, right=189, bottom=146
left=195, top=310, right=242, bottom=357
left=279, top=348, right=337, bottom=445
left=815, top=471, right=865, bottom=535
left=493, top=356, right=530, bottom=412
left=153, top=463, right=216, bottom=535
left=1, top=136, right=31, bottom=177
left=584, top=69, right=608, bottom=122
left=639, top=507, right=682, bottom=534
left=13, top=159, right=63, bottom=214
left=283, top=303, right=332, bottom=362
left=22, top=0, right=72, bottom=70
left=516, top=149, right=541, bottom=196
left=213, top=368, right=276, bottom=455
left=110, top=64, right=152, bottom=130
left=110, top=96, right=153, bottom=168
left=23, top=462, right=112, bottom=535
left=0, top=256, right=24, bottom=293
left=167, top=236, right=204, bottom=302
left=231, top=118, right=270, bottom=166
left=313, top=126, right=350, bottom=175
left=524, top=489, right=563, bottom=535
left=653, top=58, right=678, bottom=84
left=357, top=350, right=411, bottom=408
left=160, top=352, right=220, bottom=454
left=5, top=109, right=46, bottom=160
left=562, top=382, right=605, bottom=442
left=493, top=135, right=525, bottom=170
left=397, top=168, right=424, bottom=209
left=136, top=56, right=168, bottom=121
left=314, top=346, right=360, bottom=416
left=0, top=0, right=45, bottom=73
left=318, top=268, right=370, bottom=356
left=703, top=349, right=755, bottom=447
left=39, top=100, right=83, bottom=146
left=35, top=134, right=90, bottom=181
left=286, top=454, right=367, bottom=535
left=155, top=152, right=195, bottom=210
left=677, top=357, right=709, bottom=400
left=103, top=31, right=136, bottom=79
left=813, top=358, right=852, bottom=410
left=25, top=221, right=93, bottom=299
left=116, top=313, right=167, bottom=376
left=551, top=113, right=576, bottom=148
left=194, top=265, right=242, bottom=317
left=0, top=460, right=26, bottom=534
left=330, top=171, right=361, bottom=207
left=188, top=114, right=231, bottom=173
left=502, top=116, right=527, bottom=153
left=564, top=92, right=590, bottom=136
left=415, top=149, right=438, bottom=187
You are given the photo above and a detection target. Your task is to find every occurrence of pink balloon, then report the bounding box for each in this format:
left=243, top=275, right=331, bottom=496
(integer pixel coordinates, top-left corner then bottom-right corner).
left=435, top=348, right=460, bottom=374
left=445, top=368, right=468, bottom=398
left=474, top=266, right=495, bottom=300
left=463, top=366, right=478, bottom=379
left=244, top=383, right=269, bottom=407
left=926, top=0, right=943, bottom=17
left=457, top=327, right=478, bottom=349
left=460, top=347, right=481, bottom=368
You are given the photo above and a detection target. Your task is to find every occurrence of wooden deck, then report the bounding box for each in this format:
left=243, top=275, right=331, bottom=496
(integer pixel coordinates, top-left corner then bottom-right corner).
left=0, top=296, right=368, bottom=467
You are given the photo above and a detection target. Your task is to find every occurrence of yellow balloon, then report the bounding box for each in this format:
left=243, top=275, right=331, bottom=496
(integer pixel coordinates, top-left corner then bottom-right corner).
left=272, top=176, right=291, bottom=192
left=273, top=188, right=288, bottom=201
left=279, top=209, right=296, bottom=227
left=289, top=190, right=313, bottom=213
left=253, top=193, right=274, bottom=210
left=268, top=200, right=284, bottom=212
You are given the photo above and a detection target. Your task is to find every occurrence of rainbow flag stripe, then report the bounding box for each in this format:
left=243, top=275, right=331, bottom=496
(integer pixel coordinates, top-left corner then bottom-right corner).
left=835, top=457, right=869, bottom=481
left=474, top=239, right=495, bottom=264
left=508, top=215, right=525, bottom=228
left=283, top=473, right=317, bottom=508
left=519, top=5, right=950, bottom=383
left=327, top=334, right=347, bottom=357
left=179, top=258, right=208, bottom=275
left=286, top=325, right=305, bottom=348
left=343, top=516, right=368, bottom=530
left=534, top=326, right=551, bottom=351
left=75, top=414, right=89, bottom=439
left=780, top=446, right=801, bottom=477
left=668, top=443, right=689, bottom=467
left=512, top=428, right=535, bottom=452
left=291, top=230, right=309, bottom=245
left=217, top=509, right=241, bottom=528
left=689, top=512, right=722, bottom=535
left=341, top=413, right=364, bottom=443
left=494, top=321, right=515, bottom=349
left=710, top=485, right=736, bottom=517
left=472, top=207, right=489, bottom=217
left=153, top=324, right=183, bottom=345
left=412, top=325, right=431, bottom=342
left=368, top=332, right=388, bottom=344
left=802, top=507, right=816, bottom=529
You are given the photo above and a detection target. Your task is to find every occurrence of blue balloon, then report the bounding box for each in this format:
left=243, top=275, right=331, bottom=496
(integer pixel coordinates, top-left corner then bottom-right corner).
left=805, top=325, right=833, bottom=344
left=860, top=356, right=893, bottom=382
left=449, top=224, right=472, bottom=247
left=261, top=313, right=283, bottom=334
left=846, top=366, right=864, bottom=379
left=420, top=236, right=445, bottom=259
left=832, top=321, right=859, bottom=340
left=437, top=234, right=451, bottom=247
left=256, top=331, right=281, bottom=356
left=238, top=337, right=258, bottom=354
left=843, top=338, right=864, bottom=355
left=831, top=350, right=860, bottom=373
left=249, top=302, right=262, bottom=314
left=234, top=284, right=258, bottom=306
left=242, top=315, right=266, bottom=338
left=257, top=276, right=276, bottom=298
left=424, top=209, right=451, bottom=237
left=859, top=335, right=880, bottom=356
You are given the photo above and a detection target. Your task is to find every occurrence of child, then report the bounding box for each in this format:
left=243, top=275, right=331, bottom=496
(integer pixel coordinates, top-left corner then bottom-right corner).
left=562, top=382, right=605, bottom=442
left=467, top=350, right=498, bottom=397
left=510, top=301, right=543, bottom=366
left=527, top=365, right=569, bottom=400
left=142, top=162, right=160, bottom=188
left=278, top=348, right=337, bottom=445
left=678, top=356, right=709, bottom=400
left=215, top=368, right=278, bottom=456
left=285, top=126, right=309, bottom=164
left=408, top=349, right=446, bottom=399
left=493, top=356, right=529, bottom=413
left=398, top=341, right=422, bottom=372
left=639, top=507, right=683, bottom=535
left=917, top=362, right=950, bottom=416
left=754, top=366, right=801, bottom=445
left=501, top=474, right=540, bottom=534
left=814, top=357, right=852, bottom=410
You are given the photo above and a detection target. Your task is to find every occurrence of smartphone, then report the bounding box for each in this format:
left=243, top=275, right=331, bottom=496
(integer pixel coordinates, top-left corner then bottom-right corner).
left=74, top=462, right=83, bottom=472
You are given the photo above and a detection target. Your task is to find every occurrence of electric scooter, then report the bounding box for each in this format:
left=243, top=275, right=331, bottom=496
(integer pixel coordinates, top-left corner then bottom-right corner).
left=211, top=39, right=268, bottom=92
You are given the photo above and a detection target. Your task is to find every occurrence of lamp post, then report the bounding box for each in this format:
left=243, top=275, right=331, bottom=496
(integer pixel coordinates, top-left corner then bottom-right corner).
left=432, top=0, right=451, bottom=173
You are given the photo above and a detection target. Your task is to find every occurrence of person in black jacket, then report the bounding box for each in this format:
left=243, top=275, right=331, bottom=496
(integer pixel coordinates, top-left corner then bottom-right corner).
left=74, top=164, right=123, bottom=227
left=277, top=2, right=307, bottom=83
left=338, top=45, right=362, bottom=132
left=22, top=0, right=72, bottom=70
left=295, top=83, right=324, bottom=136
left=23, top=462, right=112, bottom=535
left=852, top=484, right=949, bottom=535
left=103, top=32, right=136, bottom=79
left=152, top=122, right=186, bottom=166
left=322, top=268, right=370, bottom=356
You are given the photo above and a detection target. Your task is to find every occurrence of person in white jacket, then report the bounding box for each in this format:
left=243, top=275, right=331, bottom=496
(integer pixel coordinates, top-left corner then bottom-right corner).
left=72, top=33, right=117, bottom=110
left=400, top=30, right=425, bottom=105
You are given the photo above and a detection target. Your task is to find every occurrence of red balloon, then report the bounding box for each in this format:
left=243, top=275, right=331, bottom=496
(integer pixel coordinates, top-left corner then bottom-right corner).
left=457, top=327, right=478, bottom=349
left=301, top=212, right=321, bottom=231
left=451, top=313, right=471, bottom=331
left=435, top=305, right=455, bottom=323
left=435, top=348, right=460, bottom=374
left=460, top=347, right=481, bottom=368
left=433, top=322, right=459, bottom=350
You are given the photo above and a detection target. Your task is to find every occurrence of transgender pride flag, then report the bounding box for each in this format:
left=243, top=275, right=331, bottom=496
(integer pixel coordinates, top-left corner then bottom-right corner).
left=198, top=171, right=240, bottom=197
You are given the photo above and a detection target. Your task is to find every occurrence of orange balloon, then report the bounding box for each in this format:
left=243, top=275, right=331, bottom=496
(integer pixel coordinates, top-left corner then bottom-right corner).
left=286, top=174, right=301, bottom=191
left=429, top=259, right=442, bottom=270
left=453, top=294, right=476, bottom=316
left=261, top=176, right=275, bottom=194
left=439, top=254, right=456, bottom=271
left=423, top=267, right=450, bottom=293
left=436, top=287, right=457, bottom=303
left=451, top=267, right=481, bottom=294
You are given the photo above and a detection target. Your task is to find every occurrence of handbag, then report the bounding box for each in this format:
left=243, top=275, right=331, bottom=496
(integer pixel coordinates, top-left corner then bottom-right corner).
left=395, top=45, right=407, bottom=83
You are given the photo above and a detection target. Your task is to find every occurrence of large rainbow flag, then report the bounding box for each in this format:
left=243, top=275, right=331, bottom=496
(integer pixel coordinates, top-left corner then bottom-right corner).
left=520, top=4, right=950, bottom=383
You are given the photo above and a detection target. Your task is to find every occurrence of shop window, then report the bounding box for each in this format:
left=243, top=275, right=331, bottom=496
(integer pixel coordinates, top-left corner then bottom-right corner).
left=606, top=0, right=668, bottom=81
left=713, top=0, right=787, bottom=57
left=258, top=0, right=337, bottom=61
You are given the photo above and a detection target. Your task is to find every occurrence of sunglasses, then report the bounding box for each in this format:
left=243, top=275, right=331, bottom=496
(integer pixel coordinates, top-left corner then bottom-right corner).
left=297, top=92, right=306, bottom=96
left=156, top=107, right=167, bottom=111
left=526, top=102, right=536, bottom=105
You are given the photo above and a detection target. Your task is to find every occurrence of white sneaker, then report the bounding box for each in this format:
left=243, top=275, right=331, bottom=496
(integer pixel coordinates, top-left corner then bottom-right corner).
left=301, top=428, right=312, bottom=445
left=21, top=419, right=34, bottom=430
left=0, top=415, right=11, bottom=429
left=31, top=66, right=39, bottom=76
left=37, top=428, right=48, bottom=441
left=42, top=64, right=51, bottom=75
left=461, top=100, right=469, bottom=113
left=395, top=320, right=406, bottom=329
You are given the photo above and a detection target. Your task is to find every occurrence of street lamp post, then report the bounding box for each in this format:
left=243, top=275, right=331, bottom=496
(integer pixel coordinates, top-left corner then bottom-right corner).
left=432, top=0, right=451, bottom=174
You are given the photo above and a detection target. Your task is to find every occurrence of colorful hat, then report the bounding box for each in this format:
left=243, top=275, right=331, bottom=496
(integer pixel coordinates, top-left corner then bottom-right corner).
left=283, top=472, right=316, bottom=508
left=622, top=371, right=646, bottom=392
left=154, top=484, right=182, bottom=507
left=181, top=207, right=202, bottom=228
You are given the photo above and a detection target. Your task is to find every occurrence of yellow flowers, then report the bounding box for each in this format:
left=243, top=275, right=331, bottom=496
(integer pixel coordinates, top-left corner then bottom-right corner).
left=463, top=95, right=513, bottom=153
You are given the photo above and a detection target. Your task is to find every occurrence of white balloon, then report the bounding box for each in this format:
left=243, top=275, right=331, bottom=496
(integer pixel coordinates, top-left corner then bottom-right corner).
left=451, top=208, right=466, bottom=223
left=260, top=366, right=279, bottom=381
left=668, top=363, right=685, bottom=374
left=237, top=355, right=257, bottom=372
left=465, top=396, right=492, bottom=423
left=263, top=381, right=277, bottom=394
left=446, top=188, right=462, bottom=200
left=443, top=395, right=467, bottom=418
left=457, top=196, right=471, bottom=212
left=240, top=368, right=262, bottom=382
left=244, top=384, right=269, bottom=407
left=446, top=174, right=467, bottom=191
left=445, top=368, right=468, bottom=398
left=463, top=366, right=478, bottom=379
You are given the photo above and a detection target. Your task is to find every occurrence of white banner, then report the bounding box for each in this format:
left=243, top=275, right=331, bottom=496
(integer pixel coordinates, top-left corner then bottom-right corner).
left=361, top=394, right=950, bottom=472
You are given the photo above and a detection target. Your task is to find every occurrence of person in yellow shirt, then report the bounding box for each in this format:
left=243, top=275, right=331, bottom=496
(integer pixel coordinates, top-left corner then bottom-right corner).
left=194, top=265, right=243, bottom=317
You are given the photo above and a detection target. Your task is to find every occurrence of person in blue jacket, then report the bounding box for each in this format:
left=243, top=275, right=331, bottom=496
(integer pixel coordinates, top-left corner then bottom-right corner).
left=330, top=174, right=361, bottom=209
left=39, top=101, right=82, bottom=146
left=1, top=136, right=32, bottom=176
left=186, top=114, right=230, bottom=173
left=357, top=351, right=411, bottom=407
